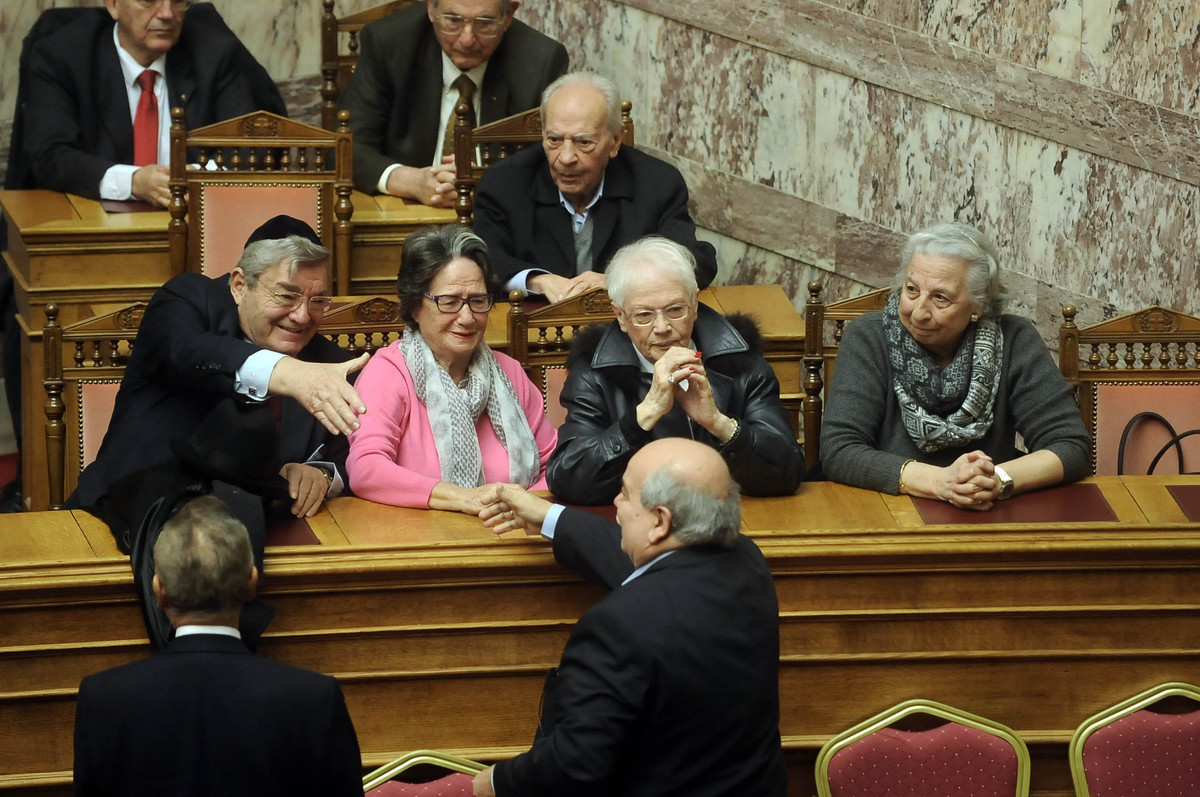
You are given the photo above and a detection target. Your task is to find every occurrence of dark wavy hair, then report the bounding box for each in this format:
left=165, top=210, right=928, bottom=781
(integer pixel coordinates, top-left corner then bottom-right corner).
left=395, top=224, right=498, bottom=328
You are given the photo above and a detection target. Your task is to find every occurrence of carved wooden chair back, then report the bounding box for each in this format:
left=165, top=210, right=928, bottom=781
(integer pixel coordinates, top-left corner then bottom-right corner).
left=320, top=0, right=421, bottom=131
left=167, top=109, right=355, bottom=293
left=802, top=282, right=892, bottom=471
left=1060, top=305, right=1200, bottom=475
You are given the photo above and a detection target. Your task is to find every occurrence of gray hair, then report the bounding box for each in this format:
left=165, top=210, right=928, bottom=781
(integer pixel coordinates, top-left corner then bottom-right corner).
left=396, top=224, right=497, bottom=327
left=640, top=467, right=741, bottom=550
left=153, top=496, right=254, bottom=621
left=606, top=236, right=699, bottom=309
left=541, top=72, right=623, bottom=137
left=432, top=0, right=513, bottom=11
left=236, top=235, right=330, bottom=287
left=892, top=222, right=1008, bottom=317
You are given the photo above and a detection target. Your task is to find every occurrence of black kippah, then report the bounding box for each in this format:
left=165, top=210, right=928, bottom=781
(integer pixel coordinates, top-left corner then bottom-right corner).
left=243, top=215, right=321, bottom=248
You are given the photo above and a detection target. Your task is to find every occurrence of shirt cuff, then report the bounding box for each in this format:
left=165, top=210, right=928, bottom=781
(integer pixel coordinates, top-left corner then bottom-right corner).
left=506, top=269, right=550, bottom=297
left=234, top=350, right=287, bottom=399
left=378, top=163, right=401, bottom=195
left=541, top=503, right=566, bottom=540
left=99, top=164, right=138, bottom=201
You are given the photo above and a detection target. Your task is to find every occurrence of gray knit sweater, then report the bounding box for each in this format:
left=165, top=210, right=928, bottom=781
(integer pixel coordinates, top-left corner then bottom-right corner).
left=820, top=310, right=1091, bottom=493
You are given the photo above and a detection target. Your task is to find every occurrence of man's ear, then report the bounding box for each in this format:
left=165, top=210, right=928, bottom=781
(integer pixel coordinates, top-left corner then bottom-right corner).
left=152, top=574, right=168, bottom=609
left=229, top=268, right=248, bottom=306
left=647, top=506, right=672, bottom=546
left=246, top=565, right=258, bottom=601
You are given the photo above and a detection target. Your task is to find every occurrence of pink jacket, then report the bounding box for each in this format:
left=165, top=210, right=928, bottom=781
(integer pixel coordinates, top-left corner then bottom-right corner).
left=347, top=343, right=557, bottom=507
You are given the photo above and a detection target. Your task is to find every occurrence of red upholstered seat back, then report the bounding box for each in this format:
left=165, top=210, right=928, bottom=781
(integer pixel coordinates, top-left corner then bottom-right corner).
left=1093, top=383, right=1200, bottom=475
left=1081, top=707, right=1200, bottom=797
left=827, top=723, right=1020, bottom=796
left=197, top=184, right=322, bottom=277
left=365, top=772, right=474, bottom=796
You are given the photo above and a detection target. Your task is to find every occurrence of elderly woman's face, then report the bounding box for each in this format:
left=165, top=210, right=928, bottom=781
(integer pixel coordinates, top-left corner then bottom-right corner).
left=412, top=257, right=490, bottom=376
left=899, top=252, right=980, bottom=364
left=614, top=269, right=697, bottom=363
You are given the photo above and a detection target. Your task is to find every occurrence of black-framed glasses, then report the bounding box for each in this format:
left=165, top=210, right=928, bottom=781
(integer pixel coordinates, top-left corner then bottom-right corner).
left=626, top=303, right=692, bottom=327
left=543, top=132, right=603, bottom=154
left=424, top=293, right=495, bottom=314
left=433, top=12, right=505, bottom=38
left=262, top=288, right=334, bottom=314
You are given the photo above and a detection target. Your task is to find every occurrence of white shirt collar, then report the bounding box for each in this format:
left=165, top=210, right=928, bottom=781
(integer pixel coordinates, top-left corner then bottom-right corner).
left=621, top=550, right=677, bottom=585
left=440, top=52, right=488, bottom=96
left=175, top=624, right=241, bottom=639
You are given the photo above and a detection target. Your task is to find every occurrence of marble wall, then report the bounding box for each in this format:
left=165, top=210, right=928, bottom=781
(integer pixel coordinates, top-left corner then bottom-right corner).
left=3, top=0, right=1197, bottom=348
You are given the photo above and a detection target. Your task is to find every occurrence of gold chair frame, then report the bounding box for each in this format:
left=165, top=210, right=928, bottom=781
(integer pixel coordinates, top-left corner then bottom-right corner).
left=362, top=748, right=485, bottom=792
left=1068, top=681, right=1200, bottom=797
left=815, top=698, right=1031, bottom=797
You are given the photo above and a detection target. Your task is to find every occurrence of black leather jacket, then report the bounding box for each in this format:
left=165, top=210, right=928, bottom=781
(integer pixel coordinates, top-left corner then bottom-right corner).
left=546, top=305, right=804, bottom=505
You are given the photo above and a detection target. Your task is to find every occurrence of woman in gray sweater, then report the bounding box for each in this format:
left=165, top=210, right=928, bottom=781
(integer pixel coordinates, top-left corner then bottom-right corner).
left=820, top=222, right=1090, bottom=510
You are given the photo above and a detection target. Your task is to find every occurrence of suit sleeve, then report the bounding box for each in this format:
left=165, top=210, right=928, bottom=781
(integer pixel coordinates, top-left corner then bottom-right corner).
left=551, top=507, right=634, bottom=589
left=24, top=38, right=116, bottom=198
left=472, top=163, right=548, bottom=286
left=493, top=603, right=645, bottom=797
left=340, top=21, right=406, bottom=193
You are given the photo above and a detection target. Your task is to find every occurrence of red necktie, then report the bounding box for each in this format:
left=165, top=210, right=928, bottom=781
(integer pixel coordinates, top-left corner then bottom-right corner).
left=133, top=70, right=159, bottom=166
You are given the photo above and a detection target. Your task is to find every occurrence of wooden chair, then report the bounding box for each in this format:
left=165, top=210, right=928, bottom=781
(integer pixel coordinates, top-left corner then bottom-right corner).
left=362, top=749, right=485, bottom=795
left=506, top=288, right=617, bottom=427
left=42, top=303, right=146, bottom=510
left=167, top=108, right=355, bottom=293
left=41, top=296, right=404, bottom=508
left=319, top=0, right=420, bottom=131
left=1060, top=305, right=1200, bottom=475
left=816, top=699, right=1031, bottom=797
left=452, top=101, right=636, bottom=224
left=1069, top=682, right=1200, bottom=797
left=802, top=281, right=891, bottom=471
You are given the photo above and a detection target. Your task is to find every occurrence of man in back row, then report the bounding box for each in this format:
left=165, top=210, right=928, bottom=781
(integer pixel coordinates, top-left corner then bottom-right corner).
left=21, top=0, right=285, bottom=206
left=340, top=0, right=568, bottom=206
left=473, top=71, right=719, bottom=302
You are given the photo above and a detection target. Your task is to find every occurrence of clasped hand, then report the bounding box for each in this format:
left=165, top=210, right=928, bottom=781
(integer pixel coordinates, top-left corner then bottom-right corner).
left=940, top=450, right=1000, bottom=511
left=637, top=347, right=726, bottom=434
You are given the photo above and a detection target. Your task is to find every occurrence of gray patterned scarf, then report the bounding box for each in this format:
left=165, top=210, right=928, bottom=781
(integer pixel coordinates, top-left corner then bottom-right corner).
left=882, top=291, right=1003, bottom=452
left=399, top=326, right=540, bottom=488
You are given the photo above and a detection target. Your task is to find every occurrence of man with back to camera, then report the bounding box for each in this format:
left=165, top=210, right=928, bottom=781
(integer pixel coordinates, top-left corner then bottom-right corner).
left=472, top=71, right=719, bottom=302
left=21, top=0, right=286, bottom=207
left=339, top=0, right=569, bottom=206
left=472, top=437, right=788, bottom=797
left=72, top=494, right=363, bottom=797
left=70, top=215, right=369, bottom=531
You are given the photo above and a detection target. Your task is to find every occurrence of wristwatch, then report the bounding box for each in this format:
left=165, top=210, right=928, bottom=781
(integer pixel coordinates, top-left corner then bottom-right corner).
left=994, top=465, right=1015, bottom=500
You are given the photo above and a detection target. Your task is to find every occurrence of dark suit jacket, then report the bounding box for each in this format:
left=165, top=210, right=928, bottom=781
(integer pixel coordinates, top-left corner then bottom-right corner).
left=73, top=632, right=362, bottom=797
left=338, top=3, right=568, bottom=193
left=473, top=144, right=719, bottom=289
left=493, top=509, right=788, bottom=797
left=73, top=272, right=352, bottom=508
left=21, top=7, right=286, bottom=198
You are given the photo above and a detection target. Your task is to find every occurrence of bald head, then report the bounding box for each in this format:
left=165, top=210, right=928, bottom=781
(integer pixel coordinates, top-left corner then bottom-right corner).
left=622, top=439, right=741, bottom=553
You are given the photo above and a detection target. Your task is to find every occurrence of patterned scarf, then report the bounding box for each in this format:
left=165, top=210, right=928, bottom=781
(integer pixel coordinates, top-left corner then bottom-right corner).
left=399, top=326, right=540, bottom=488
left=881, top=291, right=1003, bottom=452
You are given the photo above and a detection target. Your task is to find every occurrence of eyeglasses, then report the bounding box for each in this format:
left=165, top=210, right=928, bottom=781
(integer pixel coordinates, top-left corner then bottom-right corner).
left=424, top=293, right=495, bottom=314
left=262, top=287, right=334, bottom=314
left=132, top=0, right=189, bottom=11
left=543, top=132, right=604, bottom=154
left=433, top=13, right=506, bottom=38
left=625, top=303, right=692, bottom=327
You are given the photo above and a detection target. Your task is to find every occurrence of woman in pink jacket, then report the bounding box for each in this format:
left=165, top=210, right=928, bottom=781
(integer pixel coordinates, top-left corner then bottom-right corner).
left=347, top=225, right=556, bottom=513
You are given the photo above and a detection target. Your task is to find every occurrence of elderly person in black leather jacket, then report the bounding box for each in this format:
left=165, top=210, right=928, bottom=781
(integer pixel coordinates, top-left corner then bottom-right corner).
left=546, top=236, right=803, bottom=505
